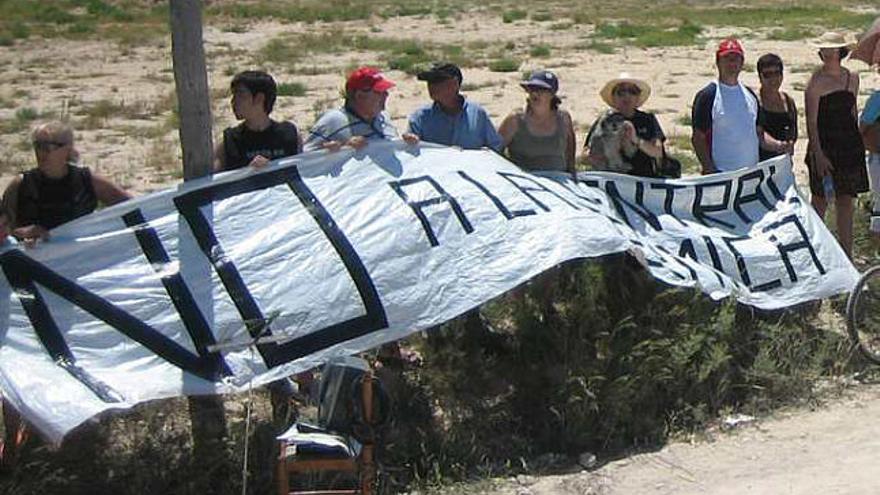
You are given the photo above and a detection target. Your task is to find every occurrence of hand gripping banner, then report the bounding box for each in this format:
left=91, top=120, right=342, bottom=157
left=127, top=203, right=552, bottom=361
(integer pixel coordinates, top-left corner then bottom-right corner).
left=0, top=141, right=858, bottom=442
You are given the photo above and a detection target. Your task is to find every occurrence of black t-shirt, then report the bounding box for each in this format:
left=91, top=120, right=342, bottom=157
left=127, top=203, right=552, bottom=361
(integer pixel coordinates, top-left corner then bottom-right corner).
left=585, top=110, right=666, bottom=177
left=222, top=120, right=299, bottom=170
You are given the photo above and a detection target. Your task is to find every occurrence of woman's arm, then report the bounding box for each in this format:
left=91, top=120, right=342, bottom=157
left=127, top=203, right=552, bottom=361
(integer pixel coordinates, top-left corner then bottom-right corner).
left=497, top=113, right=520, bottom=150
left=561, top=111, right=577, bottom=173
left=786, top=92, right=799, bottom=144
left=92, top=174, right=132, bottom=206
left=805, top=74, right=832, bottom=175
left=1, top=176, right=22, bottom=229
left=850, top=71, right=861, bottom=121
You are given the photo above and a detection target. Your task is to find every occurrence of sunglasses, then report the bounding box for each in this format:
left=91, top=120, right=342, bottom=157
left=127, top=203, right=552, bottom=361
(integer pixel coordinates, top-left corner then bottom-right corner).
left=614, top=86, right=641, bottom=96
left=32, top=140, right=68, bottom=152
left=525, top=86, right=552, bottom=93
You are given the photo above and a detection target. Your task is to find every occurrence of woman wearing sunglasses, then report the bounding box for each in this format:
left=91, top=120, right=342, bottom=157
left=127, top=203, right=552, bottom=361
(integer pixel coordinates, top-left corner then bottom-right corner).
left=498, top=70, right=576, bottom=176
left=584, top=73, right=665, bottom=177
left=0, top=121, right=130, bottom=468
left=1, top=120, right=130, bottom=246
left=804, top=32, right=869, bottom=258
left=757, top=54, right=798, bottom=161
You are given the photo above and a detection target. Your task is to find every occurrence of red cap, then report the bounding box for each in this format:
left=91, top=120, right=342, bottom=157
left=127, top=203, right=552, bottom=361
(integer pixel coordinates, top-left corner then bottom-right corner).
left=716, top=38, right=744, bottom=59
left=345, top=67, right=395, bottom=93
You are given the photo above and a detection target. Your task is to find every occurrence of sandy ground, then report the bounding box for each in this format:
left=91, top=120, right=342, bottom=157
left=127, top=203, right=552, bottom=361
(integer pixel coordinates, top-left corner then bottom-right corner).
left=1, top=14, right=880, bottom=494
left=1, top=17, right=878, bottom=195
left=455, top=382, right=880, bottom=495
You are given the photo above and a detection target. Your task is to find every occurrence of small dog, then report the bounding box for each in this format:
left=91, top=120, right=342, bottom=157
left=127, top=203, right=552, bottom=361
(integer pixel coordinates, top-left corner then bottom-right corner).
left=589, top=111, right=637, bottom=173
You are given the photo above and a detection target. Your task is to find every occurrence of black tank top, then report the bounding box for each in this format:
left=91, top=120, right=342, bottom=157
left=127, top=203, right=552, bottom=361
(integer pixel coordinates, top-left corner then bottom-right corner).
left=222, top=120, right=299, bottom=170
left=758, top=93, right=797, bottom=162
left=17, top=165, right=98, bottom=230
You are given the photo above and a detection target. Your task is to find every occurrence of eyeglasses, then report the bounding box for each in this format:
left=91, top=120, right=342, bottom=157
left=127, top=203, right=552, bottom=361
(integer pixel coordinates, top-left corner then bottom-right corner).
left=32, top=140, right=68, bottom=152
left=614, top=86, right=641, bottom=97
left=760, top=69, right=783, bottom=78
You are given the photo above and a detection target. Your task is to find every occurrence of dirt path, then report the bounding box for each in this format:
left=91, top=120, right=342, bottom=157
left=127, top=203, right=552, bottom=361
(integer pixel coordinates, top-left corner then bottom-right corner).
left=456, top=382, right=880, bottom=495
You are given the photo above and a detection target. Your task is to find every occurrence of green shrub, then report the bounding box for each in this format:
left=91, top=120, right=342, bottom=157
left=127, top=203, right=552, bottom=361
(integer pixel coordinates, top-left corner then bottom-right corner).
left=277, top=82, right=307, bottom=97
left=595, top=20, right=702, bottom=47
left=15, top=107, right=39, bottom=122
left=529, top=44, right=551, bottom=58
left=401, top=252, right=859, bottom=485
left=531, top=11, right=552, bottom=22
left=502, top=9, right=527, bottom=23
left=488, top=58, right=519, bottom=72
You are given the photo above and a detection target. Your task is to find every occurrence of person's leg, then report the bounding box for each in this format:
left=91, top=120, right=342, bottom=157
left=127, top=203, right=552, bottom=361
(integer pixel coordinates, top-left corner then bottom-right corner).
left=835, top=194, right=854, bottom=258
left=869, top=154, right=880, bottom=238
left=811, top=193, right=828, bottom=219
left=1, top=399, right=25, bottom=468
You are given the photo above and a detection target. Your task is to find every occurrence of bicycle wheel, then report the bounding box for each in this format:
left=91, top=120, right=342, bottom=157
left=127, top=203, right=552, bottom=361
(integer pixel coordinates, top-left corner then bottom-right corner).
left=847, top=265, right=880, bottom=365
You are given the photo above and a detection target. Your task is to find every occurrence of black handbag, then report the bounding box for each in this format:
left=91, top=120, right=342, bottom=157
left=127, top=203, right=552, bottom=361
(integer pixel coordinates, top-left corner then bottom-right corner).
left=657, top=148, right=682, bottom=178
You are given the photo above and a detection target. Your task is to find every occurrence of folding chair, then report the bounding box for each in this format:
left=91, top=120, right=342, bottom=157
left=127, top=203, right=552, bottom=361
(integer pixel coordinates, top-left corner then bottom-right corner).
left=277, top=356, right=390, bottom=495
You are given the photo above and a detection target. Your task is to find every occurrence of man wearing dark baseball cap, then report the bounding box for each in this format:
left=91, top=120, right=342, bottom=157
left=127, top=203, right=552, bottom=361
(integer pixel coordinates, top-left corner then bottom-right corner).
left=691, top=38, right=775, bottom=174
left=305, top=66, right=416, bottom=152
left=408, top=62, right=502, bottom=151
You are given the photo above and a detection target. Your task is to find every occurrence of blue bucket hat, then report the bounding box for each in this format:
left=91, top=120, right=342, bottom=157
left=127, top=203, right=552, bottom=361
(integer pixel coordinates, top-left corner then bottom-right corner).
left=519, top=70, right=559, bottom=93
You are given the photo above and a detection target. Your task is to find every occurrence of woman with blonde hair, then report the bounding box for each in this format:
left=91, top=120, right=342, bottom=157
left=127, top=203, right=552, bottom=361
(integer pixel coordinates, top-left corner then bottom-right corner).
left=804, top=32, right=869, bottom=257
left=1, top=120, right=130, bottom=246
left=498, top=70, right=576, bottom=175
left=0, top=122, right=130, bottom=467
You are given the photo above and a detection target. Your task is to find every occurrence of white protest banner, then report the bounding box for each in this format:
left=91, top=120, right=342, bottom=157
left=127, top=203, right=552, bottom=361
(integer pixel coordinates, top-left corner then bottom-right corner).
left=0, top=141, right=858, bottom=442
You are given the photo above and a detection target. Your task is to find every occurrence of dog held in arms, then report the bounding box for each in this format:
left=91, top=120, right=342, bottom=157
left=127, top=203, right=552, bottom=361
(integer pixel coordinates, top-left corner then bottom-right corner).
left=588, top=111, right=637, bottom=173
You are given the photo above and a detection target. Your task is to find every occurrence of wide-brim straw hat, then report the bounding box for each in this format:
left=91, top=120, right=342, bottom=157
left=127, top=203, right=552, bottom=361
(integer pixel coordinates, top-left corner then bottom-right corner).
left=811, top=31, right=855, bottom=49
left=599, top=73, right=651, bottom=107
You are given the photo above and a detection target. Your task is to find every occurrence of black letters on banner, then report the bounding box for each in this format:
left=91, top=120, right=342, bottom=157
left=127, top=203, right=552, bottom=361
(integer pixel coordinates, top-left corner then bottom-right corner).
left=604, top=181, right=662, bottom=231
left=765, top=165, right=785, bottom=201
left=0, top=165, right=390, bottom=403
left=123, top=209, right=232, bottom=379
left=458, top=171, right=536, bottom=220
left=732, top=168, right=774, bottom=223
left=497, top=172, right=581, bottom=212
left=0, top=249, right=214, bottom=401
left=173, top=166, right=388, bottom=368
left=693, top=180, right=735, bottom=229
left=678, top=237, right=727, bottom=287
left=649, top=182, right=687, bottom=226
left=764, top=214, right=825, bottom=281
left=389, top=175, right=474, bottom=247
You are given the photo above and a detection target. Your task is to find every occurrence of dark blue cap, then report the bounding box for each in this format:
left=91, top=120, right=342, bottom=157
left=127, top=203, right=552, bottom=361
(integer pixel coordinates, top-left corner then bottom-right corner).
left=519, top=70, right=559, bottom=93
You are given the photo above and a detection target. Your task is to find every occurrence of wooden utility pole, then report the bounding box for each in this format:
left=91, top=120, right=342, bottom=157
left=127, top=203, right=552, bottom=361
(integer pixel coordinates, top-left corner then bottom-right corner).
left=170, top=0, right=213, bottom=179
left=169, top=2, right=230, bottom=493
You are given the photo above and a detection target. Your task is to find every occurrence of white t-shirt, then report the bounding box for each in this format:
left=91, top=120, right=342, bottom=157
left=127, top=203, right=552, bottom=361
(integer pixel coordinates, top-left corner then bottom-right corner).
left=711, top=82, right=760, bottom=172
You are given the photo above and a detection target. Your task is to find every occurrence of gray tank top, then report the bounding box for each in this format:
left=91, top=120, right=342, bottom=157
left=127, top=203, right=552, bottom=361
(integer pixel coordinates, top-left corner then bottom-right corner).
left=506, top=112, right=568, bottom=171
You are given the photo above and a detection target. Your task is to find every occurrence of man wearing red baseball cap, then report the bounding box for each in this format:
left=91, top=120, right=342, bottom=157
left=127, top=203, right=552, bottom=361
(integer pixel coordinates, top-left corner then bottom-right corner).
left=691, top=38, right=777, bottom=174
left=305, top=67, right=416, bottom=152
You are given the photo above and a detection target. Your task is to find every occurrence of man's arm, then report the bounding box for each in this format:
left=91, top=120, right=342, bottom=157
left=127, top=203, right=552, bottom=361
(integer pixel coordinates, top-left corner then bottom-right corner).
left=692, top=129, right=714, bottom=174
left=691, top=85, right=715, bottom=174
left=481, top=110, right=504, bottom=152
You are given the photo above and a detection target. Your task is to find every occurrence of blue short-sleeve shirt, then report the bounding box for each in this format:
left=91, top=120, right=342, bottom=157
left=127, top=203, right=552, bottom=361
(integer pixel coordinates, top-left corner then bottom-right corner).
left=861, top=90, right=880, bottom=125
left=304, top=107, right=399, bottom=152
left=408, top=98, right=503, bottom=151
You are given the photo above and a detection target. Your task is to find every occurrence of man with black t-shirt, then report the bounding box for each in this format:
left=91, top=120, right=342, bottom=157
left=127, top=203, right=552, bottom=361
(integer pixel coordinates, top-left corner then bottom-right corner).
left=214, top=70, right=301, bottom=171
left=212, top=71, right=302, bottom=428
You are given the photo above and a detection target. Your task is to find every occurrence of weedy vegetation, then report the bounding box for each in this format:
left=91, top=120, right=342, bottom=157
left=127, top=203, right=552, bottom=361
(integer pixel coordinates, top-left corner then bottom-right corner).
left=0, top=0, right=878, bottom=493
